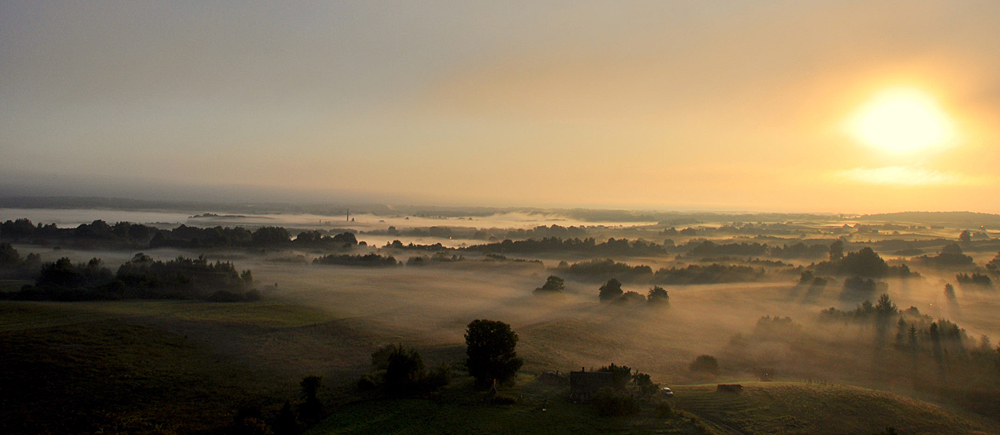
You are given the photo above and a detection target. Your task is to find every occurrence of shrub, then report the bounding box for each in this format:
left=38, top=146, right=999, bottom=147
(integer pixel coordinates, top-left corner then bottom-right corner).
left=632, top=371, right=660, bottom=396
left=299, top=375, right=323, bottom=422
left=425, top=364, right=452, bottom=390
left=357, top=373, right=380, bottom=391
left=647, top=286, right=669, bottom=305
left=655, top=400, right=673, bottom=417
left=616, top=291, right=646, bottom=304
left=598, top=278, right=624, bottom=302
left=534, top=275, right=565, bottom=295
left=689, top=355, right=719, bottom=374
left=593, top=387, right=640, bottom=416
left=384, top=345, right=426, bottom=390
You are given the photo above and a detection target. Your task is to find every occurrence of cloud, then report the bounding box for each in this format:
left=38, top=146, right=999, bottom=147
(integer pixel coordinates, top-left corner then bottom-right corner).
left=836, top=166, right=979, bottom=186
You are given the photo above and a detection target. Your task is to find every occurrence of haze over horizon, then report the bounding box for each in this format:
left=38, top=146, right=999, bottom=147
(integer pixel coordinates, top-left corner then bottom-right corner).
left=3, top=1, right=999, bottom=213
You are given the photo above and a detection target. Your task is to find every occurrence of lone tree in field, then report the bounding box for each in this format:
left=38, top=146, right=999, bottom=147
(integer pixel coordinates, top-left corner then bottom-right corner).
left=465, top=319, right=523, bottom=388
left=534, top=275, right=565, bottom=295
left=647, top=286, right=669, bottom=305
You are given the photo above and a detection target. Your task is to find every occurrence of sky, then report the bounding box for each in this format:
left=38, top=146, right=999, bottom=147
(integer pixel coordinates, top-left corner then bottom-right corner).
left=2, top=1, right=999, bottom=213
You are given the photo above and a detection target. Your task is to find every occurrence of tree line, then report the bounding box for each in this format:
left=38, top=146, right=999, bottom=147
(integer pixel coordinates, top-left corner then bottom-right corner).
left=0, top=218, right=359, bottom=250
left=2, top=250, right=257, bottom=302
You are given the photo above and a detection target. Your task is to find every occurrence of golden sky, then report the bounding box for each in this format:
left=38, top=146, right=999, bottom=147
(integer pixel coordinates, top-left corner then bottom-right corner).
left=1, top=1, right=998, bottom=212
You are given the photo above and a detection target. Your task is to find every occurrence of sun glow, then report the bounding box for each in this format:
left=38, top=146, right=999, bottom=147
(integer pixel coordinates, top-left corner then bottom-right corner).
left=847, top=88, right=955, bottom=154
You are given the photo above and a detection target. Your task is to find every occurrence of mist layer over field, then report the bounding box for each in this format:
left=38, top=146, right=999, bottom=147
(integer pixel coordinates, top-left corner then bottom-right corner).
left=5, top=210, right=1000, bottom=434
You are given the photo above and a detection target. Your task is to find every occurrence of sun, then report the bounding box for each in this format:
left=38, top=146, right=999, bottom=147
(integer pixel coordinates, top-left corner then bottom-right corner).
left=847, top=88, right=955, bottom=154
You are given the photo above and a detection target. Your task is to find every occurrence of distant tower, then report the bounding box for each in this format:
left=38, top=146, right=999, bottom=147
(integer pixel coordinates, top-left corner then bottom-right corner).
left=346, top=208, right=350, bottom=222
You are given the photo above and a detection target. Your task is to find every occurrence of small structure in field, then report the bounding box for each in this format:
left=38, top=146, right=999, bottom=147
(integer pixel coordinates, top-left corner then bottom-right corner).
left=716, top=384, right=743, bottom=393
left=570, top=369, right=613, bottom=402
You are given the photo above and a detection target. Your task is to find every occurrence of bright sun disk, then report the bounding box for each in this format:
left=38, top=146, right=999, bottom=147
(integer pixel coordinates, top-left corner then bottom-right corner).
left=847, top=88, right=955, bottom=153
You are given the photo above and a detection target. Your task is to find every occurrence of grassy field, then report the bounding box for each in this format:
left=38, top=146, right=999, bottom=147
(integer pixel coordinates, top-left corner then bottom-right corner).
left=306, top=374, right=714, bottom=435
left=670, top=382, right=1000, bottom=435
left=306, top=379, right=1000, bottom=435
left=0, top=300, right=382, bottom=434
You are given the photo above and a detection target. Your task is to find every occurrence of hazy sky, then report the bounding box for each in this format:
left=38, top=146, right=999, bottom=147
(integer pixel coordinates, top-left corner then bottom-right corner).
left=2, top=1, right=999, bottom=213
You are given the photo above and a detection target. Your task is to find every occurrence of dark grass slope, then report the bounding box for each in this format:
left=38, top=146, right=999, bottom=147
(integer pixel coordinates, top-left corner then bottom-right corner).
left=306, top=379, right=1000, bottom=435
left=0, top=317, right=270, bottom=434
left=670, top=382, right=1000, bottom=435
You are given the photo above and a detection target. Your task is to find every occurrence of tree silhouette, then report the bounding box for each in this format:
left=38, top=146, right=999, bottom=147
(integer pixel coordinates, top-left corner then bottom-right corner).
left=829, top=240, right=844, bottom=261
left=598, top=278, right=623, bottom=302
left=465, top=319, right=523, bottom=387
left=690, top=355, right=720, bottom=374
left=384, top=345, right=426, bottom=390
left=534, top=275, right=565, bottom=295
left=299, top=375, right=323, bottom=422
left=647, top=286, right=669, bottom=305
left=839, top=247, right=888, bottom=277
left=959, top=230, right=971, bottom=243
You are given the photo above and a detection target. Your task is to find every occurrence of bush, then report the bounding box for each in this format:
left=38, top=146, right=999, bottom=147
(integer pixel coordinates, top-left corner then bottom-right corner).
left=425, top=364, right=452, bottom=390
left=647, top=286, right=669, bottom=305
left=384, top=345, right=425, bottom=390
left=632, top=371, right=660, bottom=396
left=593, top=387, right=640, bottom=417
left=299, top=375, right=323, bottom=422
left=357, top=373, right=380, bottom=391
left=534, top=275, right=565, bottom=295
left=599, top=278, right=624, bottom=302
left=690, top=355, right=720, bottom=374
left=615, top=291, right=646, bottom=304
left=655, top=400, right=673, bottom=418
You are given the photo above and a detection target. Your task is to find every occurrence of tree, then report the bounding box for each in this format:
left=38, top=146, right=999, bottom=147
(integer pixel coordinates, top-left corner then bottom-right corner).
left=0, top=242, right=20, bottom=265
left=616, top=291, right=646, bottom=304
left=874, top=294, right=898, bottom=317
left=252, top=226, right=291, bottom=247
left=465, top=319, right=523, bottom=387
left=829, top=240, right=844, bottom=261
left=384, top=345, right=426, bottom=390
left=942, top=243, right=964, bottom=255
left=598, top=278, right=623, bottom=302
left=838, top=247, right=888, bottom=277
left=534, top=275, right=565, bottom=295
left=959, top=230, right=971, bottom=243
left=647, top=286, right=669, bottom=305
left=299, top=375, right=323, bottom=422
left=689, top=355, right=719, bottom=374
left=631, top=371, right=659, bottom=396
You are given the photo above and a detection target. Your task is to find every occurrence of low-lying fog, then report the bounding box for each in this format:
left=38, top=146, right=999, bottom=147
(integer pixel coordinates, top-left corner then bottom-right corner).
left=35, top=242, right=999, bottom=392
